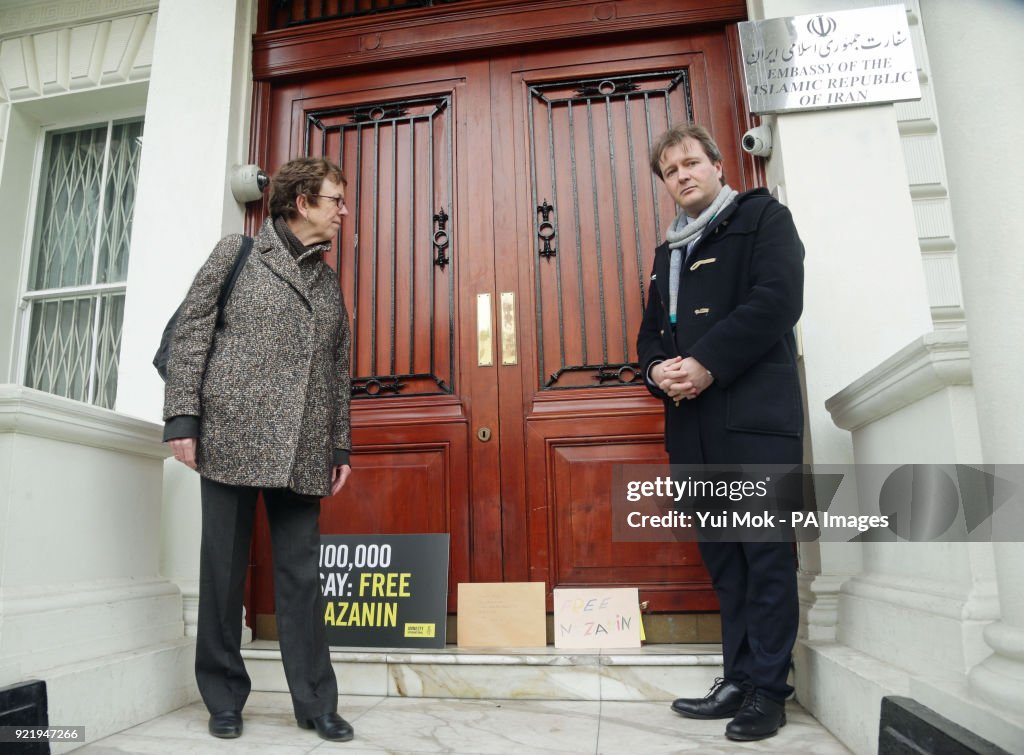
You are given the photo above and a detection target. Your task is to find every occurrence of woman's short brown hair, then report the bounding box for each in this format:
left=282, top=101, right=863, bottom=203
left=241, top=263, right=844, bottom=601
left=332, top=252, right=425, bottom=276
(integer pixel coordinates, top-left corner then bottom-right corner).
left=268, top=157, right=346, bottom=220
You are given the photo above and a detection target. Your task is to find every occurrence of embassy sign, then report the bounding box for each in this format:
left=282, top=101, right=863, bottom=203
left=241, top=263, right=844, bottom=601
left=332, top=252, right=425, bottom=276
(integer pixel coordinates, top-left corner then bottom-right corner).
left=738, top=6, right=921, bottom=114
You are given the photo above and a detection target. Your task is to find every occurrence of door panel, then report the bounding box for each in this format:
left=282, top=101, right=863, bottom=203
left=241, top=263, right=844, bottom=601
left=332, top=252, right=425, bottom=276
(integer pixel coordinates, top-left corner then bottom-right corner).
left=549, top=431, right=714, bottom=601
left=307, top=94, right=456, bottom=398
left=253, top=67, right=482, bottom=621
left=523, top=64, right=698, bottom=391
left=493, top=33, right=746, bottom=610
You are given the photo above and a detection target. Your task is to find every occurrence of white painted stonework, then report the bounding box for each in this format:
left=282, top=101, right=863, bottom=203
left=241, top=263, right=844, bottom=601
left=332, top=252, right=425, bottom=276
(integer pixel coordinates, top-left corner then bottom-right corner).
left=0, top=387, right=194, bottom=751
left=0, top=12, right=155, bottom=100
left=115, top=0, right=258, bottom=646
left=0, top=0, right=158, bottom=39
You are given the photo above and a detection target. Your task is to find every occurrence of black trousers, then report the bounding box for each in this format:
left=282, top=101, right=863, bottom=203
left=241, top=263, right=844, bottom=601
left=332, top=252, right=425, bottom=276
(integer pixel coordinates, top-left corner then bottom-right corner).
left=697, top=539, right=798, bottom=701
left=196, top=477, right=337, bottom=720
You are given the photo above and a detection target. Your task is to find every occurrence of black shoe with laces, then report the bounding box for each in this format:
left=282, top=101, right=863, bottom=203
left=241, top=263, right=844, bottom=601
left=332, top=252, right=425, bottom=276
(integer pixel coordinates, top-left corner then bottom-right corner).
left=725, top=684, right=786, bottom=741
left=298, top=711, right=354, bottom=742
left=670, top=677, right=746, bottom=719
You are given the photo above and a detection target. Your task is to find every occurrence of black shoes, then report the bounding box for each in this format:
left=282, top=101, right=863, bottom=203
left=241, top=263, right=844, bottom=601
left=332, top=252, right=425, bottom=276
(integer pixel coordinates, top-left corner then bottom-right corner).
left=671, top=680, right=787, bottom=741
left=208, top=710, right=242, bottom=739
left=725, top=685, right=787, bottom=741
left=298, top=711, right=355, bottom=742
left=208, top=709, right=354, bottom=742
left=670, top=677, right=745, bottom=719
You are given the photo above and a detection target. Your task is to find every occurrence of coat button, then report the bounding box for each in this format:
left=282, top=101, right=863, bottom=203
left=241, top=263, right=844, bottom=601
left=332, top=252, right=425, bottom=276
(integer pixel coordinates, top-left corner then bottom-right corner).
left=660, top=329, right=665, bottom=336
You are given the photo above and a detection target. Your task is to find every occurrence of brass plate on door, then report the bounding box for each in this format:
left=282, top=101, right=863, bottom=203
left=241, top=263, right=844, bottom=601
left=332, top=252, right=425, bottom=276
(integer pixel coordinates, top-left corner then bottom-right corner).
left=477, top=427, right=492, bottom=442
left=477, top=293, right=493, bottom=366
left=500, top=291, right=517, bottom=365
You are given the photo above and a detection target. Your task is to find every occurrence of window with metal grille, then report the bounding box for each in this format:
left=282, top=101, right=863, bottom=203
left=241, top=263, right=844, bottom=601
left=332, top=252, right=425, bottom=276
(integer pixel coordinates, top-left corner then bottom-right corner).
left=19, top=118, right=143, bottom=409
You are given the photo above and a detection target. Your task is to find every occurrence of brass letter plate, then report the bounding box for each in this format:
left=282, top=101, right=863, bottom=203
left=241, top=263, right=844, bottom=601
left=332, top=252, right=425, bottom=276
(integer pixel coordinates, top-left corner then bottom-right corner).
left=500, top=292, right=517, bottom=365
left=477, top=293, right=493, bottom=366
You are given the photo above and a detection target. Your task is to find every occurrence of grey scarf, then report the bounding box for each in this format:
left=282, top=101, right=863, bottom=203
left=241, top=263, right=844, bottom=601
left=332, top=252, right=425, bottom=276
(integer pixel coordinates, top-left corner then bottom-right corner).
left=666, top=184, right=738, bottom=322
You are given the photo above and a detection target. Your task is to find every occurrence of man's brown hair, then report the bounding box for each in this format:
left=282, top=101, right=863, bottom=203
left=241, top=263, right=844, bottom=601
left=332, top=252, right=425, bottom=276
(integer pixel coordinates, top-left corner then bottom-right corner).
left=649, top=124, right=724, bottom=181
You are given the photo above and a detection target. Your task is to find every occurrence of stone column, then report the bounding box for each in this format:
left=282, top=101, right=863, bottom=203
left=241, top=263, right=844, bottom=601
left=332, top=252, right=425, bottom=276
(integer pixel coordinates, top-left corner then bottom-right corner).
left=117, top=0, right=256, bottom=636
left=970, top=545, right=1024, bottom=711
left=921, top=0, right=1024, bottom=719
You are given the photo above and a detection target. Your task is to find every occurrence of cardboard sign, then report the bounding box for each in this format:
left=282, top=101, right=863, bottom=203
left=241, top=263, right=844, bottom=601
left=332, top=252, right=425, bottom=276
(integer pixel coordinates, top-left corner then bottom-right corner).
left=320, top=533, right=449, bottom=649
left=457, top=582, right=546, bottom=648
left=553, top=587, right=642, bottom=649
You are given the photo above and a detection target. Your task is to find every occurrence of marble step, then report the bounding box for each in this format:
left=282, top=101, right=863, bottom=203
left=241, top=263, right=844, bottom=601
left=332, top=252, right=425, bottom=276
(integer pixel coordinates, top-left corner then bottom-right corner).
left=242, top=642, right=723, bottom=702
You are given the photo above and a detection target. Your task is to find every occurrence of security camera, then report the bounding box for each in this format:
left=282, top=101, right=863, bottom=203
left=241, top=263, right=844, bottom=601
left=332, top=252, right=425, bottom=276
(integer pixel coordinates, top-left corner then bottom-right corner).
left=741, top=124, right=773, bottom=158
left=230, top=164, right=269, bottom=203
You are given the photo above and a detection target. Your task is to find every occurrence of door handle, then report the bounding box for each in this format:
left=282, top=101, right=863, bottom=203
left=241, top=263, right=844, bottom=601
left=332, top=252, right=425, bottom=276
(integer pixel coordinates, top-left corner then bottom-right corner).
left=500, top=292, right=517, bottom=365
left=433, top=208, right=450, bottom=269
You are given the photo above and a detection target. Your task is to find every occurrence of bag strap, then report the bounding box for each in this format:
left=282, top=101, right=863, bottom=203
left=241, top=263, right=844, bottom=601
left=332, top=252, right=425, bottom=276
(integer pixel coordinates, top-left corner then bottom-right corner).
left=214, top=235, right=253, bottom=329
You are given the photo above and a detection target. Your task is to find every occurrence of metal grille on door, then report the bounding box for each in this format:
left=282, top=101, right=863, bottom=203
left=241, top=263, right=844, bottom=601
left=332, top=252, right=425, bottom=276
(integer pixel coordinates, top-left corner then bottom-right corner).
left=526, top=70, right=693, bottom=390
left=306, top=95, right=455, bottom=398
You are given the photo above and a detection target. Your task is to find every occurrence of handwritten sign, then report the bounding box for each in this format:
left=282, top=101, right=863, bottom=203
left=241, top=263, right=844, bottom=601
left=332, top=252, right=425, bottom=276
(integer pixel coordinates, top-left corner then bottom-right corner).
left=457, top=582, right=546, bottom=648
left=553, top=587, right=641, bottom=649
left=739, top=6, right=920, bottom=114
left=319, top=533, right=449, bottom=649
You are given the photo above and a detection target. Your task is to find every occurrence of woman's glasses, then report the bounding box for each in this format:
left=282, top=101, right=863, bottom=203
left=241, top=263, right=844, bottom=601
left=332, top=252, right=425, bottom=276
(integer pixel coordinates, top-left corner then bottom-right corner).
left=313, top=194, right=346, bottom=210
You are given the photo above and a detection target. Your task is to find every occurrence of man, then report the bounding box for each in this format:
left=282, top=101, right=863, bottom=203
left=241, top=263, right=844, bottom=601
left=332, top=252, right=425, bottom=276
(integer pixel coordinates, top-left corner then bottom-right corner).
left=636, top=125, right=804, bottom=742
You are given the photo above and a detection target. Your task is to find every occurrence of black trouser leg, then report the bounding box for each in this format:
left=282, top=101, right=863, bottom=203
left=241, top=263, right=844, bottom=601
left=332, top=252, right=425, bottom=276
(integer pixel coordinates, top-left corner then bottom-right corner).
left=698, top=541, right=750, bottom=686
left=263, top=488, right=338, bottom=721
left=698, top=540, right=797, bottom=700
left=196, top=478, right=258, bottom=714
left=740, top=540, right=798, bottom=699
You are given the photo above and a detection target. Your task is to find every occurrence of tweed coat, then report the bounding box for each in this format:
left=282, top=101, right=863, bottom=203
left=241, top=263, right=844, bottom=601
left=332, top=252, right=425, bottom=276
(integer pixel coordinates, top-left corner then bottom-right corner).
left=163, top=217, right=351, bottom=496
left=636, top=189, right=804, bottom=465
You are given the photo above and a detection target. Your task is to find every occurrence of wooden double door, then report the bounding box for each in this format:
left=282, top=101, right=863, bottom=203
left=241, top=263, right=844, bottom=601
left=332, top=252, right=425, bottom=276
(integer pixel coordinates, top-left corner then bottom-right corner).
left=251, top=23, right=755, bottom=626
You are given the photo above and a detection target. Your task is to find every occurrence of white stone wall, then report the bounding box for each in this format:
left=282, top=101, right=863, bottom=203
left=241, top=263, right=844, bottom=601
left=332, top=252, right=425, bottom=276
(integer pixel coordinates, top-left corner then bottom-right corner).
left=920, top=1, right=1024, bottom=747
left=0, top=387, right=193, bottom=751
left=115, top=0, right=258, bottom=637
left=116, top=0, right=256, bottom=423
left=893, top=0, right=965, bottom=329
left=922, top=0, right=1024, bottom=466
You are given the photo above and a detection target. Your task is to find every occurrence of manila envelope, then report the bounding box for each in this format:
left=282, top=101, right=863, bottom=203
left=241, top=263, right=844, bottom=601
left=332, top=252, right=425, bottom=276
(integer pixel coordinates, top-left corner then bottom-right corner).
left=457, top=582, right=546, bottom=648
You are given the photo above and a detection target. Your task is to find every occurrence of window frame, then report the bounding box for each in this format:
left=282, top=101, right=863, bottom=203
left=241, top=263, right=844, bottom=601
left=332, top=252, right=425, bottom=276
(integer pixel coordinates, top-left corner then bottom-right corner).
left=15, top=108, right=145, bottom=408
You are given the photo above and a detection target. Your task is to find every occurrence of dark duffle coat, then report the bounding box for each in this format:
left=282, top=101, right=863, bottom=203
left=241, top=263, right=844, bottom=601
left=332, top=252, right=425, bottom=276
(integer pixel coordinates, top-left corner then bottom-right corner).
left=163, top=217, right=351, bottom=496
left=636, top=188, right=804, bottom=465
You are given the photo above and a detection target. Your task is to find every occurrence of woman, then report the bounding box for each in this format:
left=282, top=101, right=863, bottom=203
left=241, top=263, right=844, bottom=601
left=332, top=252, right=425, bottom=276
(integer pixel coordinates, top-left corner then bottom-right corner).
left=163, top=157, right=353, bottom=742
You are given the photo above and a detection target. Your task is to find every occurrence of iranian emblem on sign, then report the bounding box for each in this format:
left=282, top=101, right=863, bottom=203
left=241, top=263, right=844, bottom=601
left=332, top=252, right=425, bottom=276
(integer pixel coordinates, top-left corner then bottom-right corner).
left=807, top=15, right=837, bottom=38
